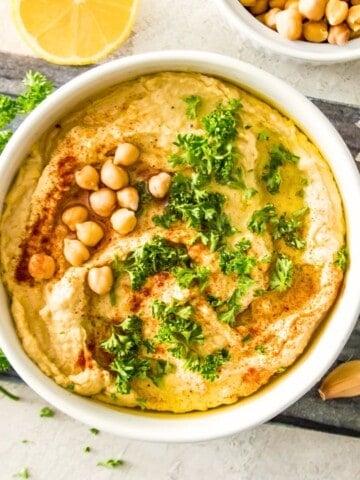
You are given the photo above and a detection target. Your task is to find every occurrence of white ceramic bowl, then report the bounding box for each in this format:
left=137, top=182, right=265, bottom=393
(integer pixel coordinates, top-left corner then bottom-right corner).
left=1, top=51, right=360, bottom=442
left=217, top=0, right=360, bottom=63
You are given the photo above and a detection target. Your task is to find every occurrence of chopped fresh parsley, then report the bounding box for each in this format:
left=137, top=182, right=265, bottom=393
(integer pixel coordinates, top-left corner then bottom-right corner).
left=112, top=236, right=189, bottom=293
left=153, top=173, right=235, bottom=251
left=97, top=459, right=124, bottom=469
left=248, top=203, right=277, bottom=234
left=101, top=315, right=172, bottom=394
left=173, top=265, right=210, bottom=291
left=242, top=333, right=252, bottom=343
left=0, top=95, right=18, bottom=128
left=261, top=144, right=300, bottom=195
left=187, top=348, right=230, bottom=381
left=0, top=384, right=20, bottom=401
left=0, top=71, right=53, bottom=152
left=255, top=345, right=266, bottom=355
left=153, top=300, right=204, bottom=359
left=83, top=446, right=91, bottom=453
left=216, top=287, right=244, bottom=326
left=271, top=207, right=308, bottom=249
left=257, top=131, right=269, bottom=141
left=16, top=71, right=53, bottom=114
left=269, top=254, right=294, bottom=292
left=90, top=427, right=99, bottom=435
left=334, top=246, right=347, bottom=271
left=39, top=406, right=55, bottom=417
left=248, top=204, right=307, bottom=249
left=169, top=99, right=245, bottom=187
left=14, top=468, right=30, bottom=479
left=0, top=348, right=11, bottom=372
left=218, top=239, right=256, bottom=276
left=153, top=300, right=230, bottom=380
left=183, top=94, right=202, bottom=119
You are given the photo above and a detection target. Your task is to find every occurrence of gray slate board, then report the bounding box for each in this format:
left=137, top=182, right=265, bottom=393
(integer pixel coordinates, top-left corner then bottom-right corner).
left=0, top=52, right=359, bottom=437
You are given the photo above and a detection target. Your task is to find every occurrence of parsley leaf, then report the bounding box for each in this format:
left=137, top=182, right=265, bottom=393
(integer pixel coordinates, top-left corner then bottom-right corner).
left=153, top=173, right=235, bottom=251
left=97, top=459, right=124, bottom=469
left=169, top=99, right=244, bottom=187
left=248, top=203, right=277, bottom=234
left=183, top=95, right=202, bottom=119
left=334, top=246, right=347, bottom=270
left=257, top=131, right=269, bottom=141
left=153, top=300, right=204, bottom=359
left=173, top=265, right=210, bottom=291
left=0, top=95, right=18, bottom=128
left=119, top=235, right=189, bottom=291
left=187, top=348, right=230, bottom=381
left=218, top=239, right=256, bottom=276
left=16, top=71, right=53, bottom=114
left=0, top=130, right=13, bottom=153
left=90, top=428, right=99, bottom=435
left=261, top=144, right=300, bottom=195
left=271, top=207, right=308, bottom=249
left=101, top=315, right=172, bottom=394
left=0, top=348, right=11, bottom=372
left=40, top=406, right=55, bottom=417
left=269, top=254, right=294, bottom=292
left=14, top=468, right=30, bottom=479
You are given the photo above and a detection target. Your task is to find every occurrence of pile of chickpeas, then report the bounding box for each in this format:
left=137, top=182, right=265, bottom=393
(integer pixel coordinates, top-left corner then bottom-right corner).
left=240, top=0, right=360, bottom=45
left=28, top=142, right=172, bottom=295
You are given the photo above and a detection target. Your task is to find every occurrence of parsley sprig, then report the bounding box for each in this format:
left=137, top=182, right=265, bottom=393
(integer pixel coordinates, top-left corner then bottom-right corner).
left=101, top=315, right=172, bottom=394
left=0, top=71, right=53, bottom=152
left=269, top=254, right=294, bottom=292
left=183, top=94, right=202, bottom=119
left=169, top=99, right=245, bottom=187
left=248, top=204, right=307, bottom=249
left=153, top=300, right=230, bottom=381
left=153, top=173, right=235, bottom=251
left=0, top=348, right=11, bottom=372
left=261, top=144, right=300, bottom=195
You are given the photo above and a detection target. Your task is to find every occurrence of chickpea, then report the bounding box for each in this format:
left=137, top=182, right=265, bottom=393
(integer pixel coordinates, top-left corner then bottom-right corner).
left=110, top=208, right=137, bottom=235
left=347, top=5, right=360, bottom=31
left=87, top=266, right=113, bottom=295
left=250, top=0, right=269, bottom=15
left=75, top=165, right=99, bottom=191
left=116, top=186, right=140, bottom=211
left=276, top=8, right=303, bottom=39
left=28, top=253, right=56, bottom=280
left=303, top=20, right=329, bottom=42
left=299, top=0, right=327, bottom=21
left=148, top=172, right=172, bottom=199
left=75, top=221, right=104, bottom=247
left=89, top=188, right=117, bottom=217
left=328, top=22, right=351, bottom=44
left=269, top=0, right=286, bottom=8
left=285, top=0, right=300, bottom=10
left=63, top=239, right=90, bottom=267
left=326, top=0, right=349, bottom=26
left=62, top=205, right=88, bottom=231
left=240, top=0, right=257, bottom=6
left=263, top=8, right=281, bottom=29
left=114, top=143, right=140, bottom=166
left=100, top=160, right=129, bottom=190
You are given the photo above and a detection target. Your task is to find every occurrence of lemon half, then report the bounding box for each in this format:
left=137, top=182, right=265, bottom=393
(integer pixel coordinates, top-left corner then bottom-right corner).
left=11, top=0, right=140, bottom=65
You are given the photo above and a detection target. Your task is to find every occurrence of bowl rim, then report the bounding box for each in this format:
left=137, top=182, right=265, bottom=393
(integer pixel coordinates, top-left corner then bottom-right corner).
left=1, top=50, right=360, bottom=442
left=216, top=0, right=360, bottom=63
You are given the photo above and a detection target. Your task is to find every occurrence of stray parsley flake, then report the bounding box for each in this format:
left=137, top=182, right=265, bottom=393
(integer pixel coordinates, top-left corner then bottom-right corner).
left=83, top=446, right=91, bottom=453
left=183, top=95, right=202, bottom=119
left=97, top=459, right=124, bottom=469
left=255, top=345, right=266, bottom=355
left=242, top=334, right=252, bottom=343
left=0, top=348, right=11, bottom=372
left=14, top=468, right=30, bottom=479
left=334, top=246, right=347, bottom=271
left=40, top=406, right=55, bottom=417
left=269, top=254, right=294, bottom=292
left=90, top=428, right=99, bottom=435
left=0, top=384, right=20, bottom=401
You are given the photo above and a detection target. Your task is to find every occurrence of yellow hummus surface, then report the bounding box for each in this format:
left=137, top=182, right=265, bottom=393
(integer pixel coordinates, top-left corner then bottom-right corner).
left=0, top=73, right=345, bottom=412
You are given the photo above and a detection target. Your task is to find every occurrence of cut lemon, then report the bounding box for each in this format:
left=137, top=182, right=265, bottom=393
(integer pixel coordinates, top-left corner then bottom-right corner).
left=11, top=0, right=140, bottom=65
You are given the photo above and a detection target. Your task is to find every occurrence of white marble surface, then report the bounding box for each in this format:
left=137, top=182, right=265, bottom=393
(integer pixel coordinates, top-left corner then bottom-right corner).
left=0, top=1, right=359, bottom=479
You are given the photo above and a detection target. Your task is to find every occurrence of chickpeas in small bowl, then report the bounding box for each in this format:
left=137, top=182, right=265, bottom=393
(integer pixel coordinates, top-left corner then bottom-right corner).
left=217, top=0, right=360, bottom=62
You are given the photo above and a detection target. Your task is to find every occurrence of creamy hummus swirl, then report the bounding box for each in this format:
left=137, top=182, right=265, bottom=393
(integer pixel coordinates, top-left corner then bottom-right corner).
left=0, top=73, right=345, bottom=412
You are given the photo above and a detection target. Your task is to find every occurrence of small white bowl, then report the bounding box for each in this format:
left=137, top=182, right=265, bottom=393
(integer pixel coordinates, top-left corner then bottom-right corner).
left=217, top=0, right=360, bottom=63
left=0, top=51, right=360, bottom=442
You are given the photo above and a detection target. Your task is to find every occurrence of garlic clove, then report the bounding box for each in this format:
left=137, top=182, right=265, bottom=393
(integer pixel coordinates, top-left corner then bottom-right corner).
left=318, top=360, right=360, bottom=400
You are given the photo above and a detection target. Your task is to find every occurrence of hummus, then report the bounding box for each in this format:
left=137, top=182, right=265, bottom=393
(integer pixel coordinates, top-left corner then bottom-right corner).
left=0, top=72, right=346, bottom=412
